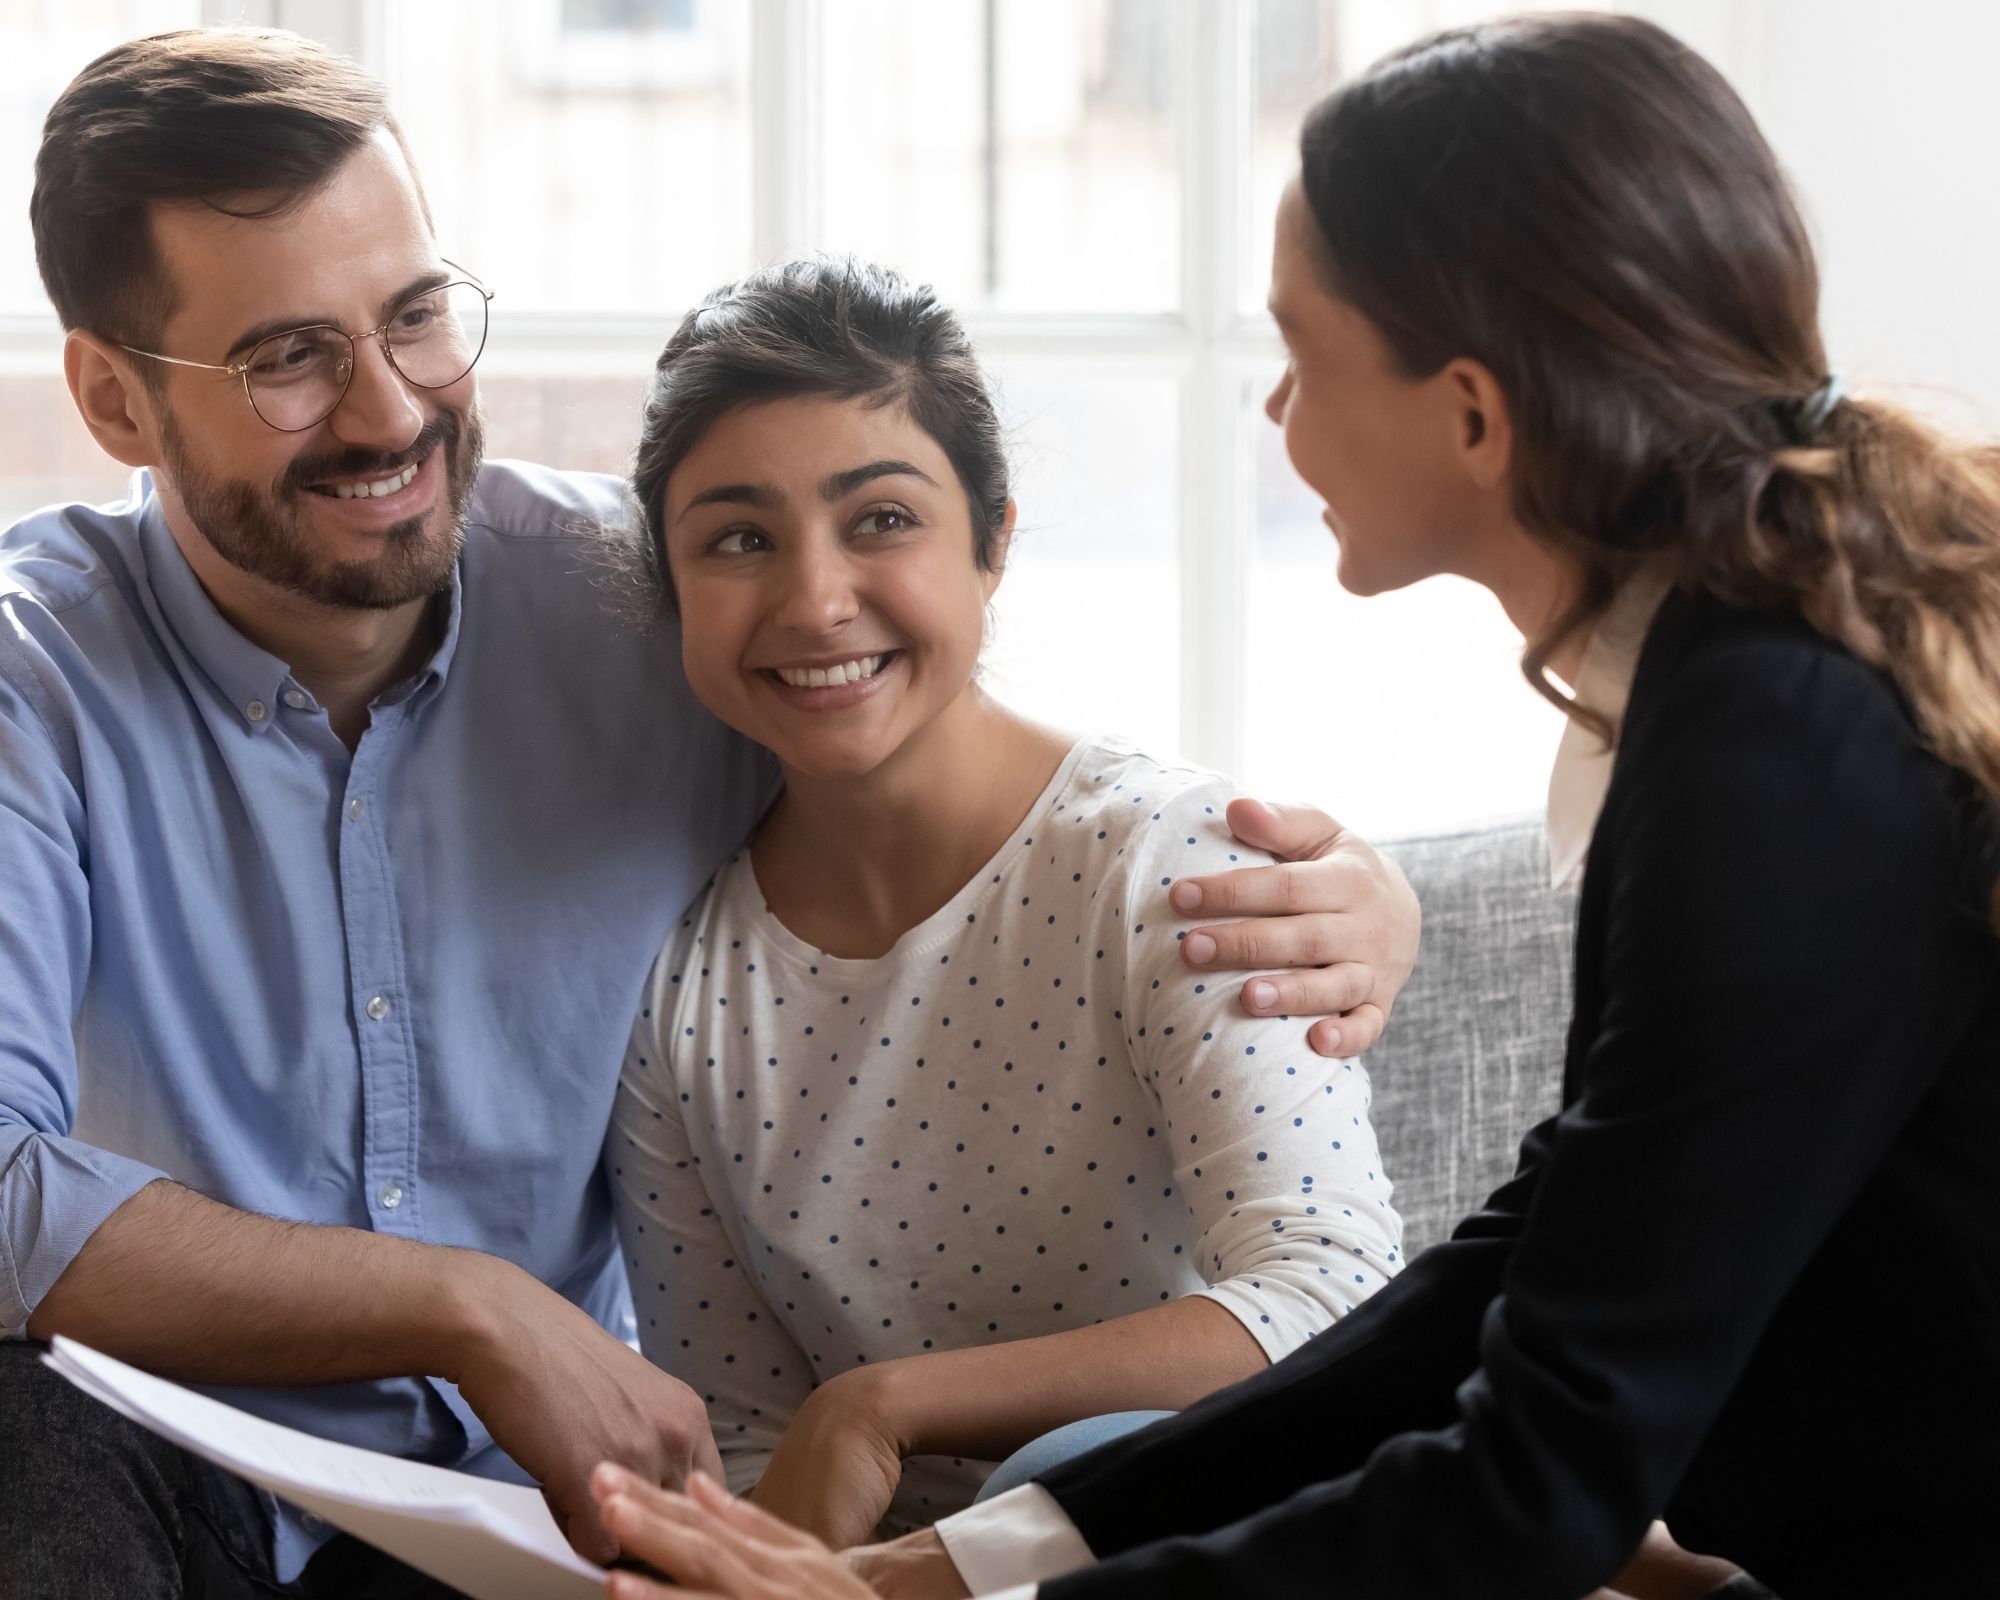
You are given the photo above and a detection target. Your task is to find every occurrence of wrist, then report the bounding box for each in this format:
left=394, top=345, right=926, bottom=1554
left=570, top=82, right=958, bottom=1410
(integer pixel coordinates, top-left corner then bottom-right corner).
left=819, top=1359, right=923, bottom=1457
left=851, top=1528, right=973, bottom=1600
left=428, top=1247, right=535, bottom=1386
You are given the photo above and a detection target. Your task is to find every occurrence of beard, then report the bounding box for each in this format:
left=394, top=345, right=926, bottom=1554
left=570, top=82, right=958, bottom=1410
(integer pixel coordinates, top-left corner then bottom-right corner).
left=157, top=403, right=486, bottom=612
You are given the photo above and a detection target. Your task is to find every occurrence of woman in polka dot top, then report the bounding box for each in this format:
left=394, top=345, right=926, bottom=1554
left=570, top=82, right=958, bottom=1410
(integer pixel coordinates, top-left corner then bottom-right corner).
left=607, top=259, right=1403, bottom=1549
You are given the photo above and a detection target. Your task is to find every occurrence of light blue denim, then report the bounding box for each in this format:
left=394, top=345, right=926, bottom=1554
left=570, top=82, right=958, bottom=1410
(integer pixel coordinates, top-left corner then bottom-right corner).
left=976, top=1411, right=1177, bottom=1503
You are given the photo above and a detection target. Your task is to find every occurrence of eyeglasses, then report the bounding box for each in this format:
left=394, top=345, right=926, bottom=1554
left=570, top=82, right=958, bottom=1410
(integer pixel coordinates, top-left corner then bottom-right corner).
left=120, top=265, right=494, bottom=433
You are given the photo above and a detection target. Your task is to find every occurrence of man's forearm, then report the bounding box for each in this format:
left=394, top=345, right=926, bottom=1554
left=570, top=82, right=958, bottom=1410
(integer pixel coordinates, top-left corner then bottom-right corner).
left=24, top=1177, right=512, bottom=1386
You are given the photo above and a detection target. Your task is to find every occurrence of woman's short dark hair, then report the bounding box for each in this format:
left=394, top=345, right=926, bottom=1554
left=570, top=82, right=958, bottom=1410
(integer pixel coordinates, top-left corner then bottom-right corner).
left=628, top=257, right=1010, bottom=615
left=32, top=28, right=406, bottom=353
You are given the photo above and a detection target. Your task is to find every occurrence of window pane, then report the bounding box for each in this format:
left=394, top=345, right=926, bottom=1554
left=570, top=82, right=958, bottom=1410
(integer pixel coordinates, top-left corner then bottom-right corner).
left=1239, top=375, right=1563, bottom=837
left=0, top=3, right=197, bottom=314
left=0, top=6, right=197, bottom=517
left=382, top=0, right=753, bottom=312
left=980, top=369, right=1179, bottom=755
left=479, top=372, right=649, bottom=480
left=1242, top=0, right=1339, bottom=317
left=0, top=376, right=135, bottom=521
left=816, top=0, right=1179, bottom=313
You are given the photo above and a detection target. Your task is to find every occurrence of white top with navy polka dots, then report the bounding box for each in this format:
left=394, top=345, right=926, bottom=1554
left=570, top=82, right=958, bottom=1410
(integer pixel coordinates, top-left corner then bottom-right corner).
left=611, top=735, right=1403, bottom=1531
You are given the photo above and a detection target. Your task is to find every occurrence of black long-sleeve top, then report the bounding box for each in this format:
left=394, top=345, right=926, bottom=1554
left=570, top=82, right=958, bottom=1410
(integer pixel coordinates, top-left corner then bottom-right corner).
left=1039, top=590, right=2000, bottom=1599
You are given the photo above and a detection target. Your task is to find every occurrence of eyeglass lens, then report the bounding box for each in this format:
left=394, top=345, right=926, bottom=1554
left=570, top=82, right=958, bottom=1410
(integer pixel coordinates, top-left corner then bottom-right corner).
left=244, top=281, right=489, bottom=431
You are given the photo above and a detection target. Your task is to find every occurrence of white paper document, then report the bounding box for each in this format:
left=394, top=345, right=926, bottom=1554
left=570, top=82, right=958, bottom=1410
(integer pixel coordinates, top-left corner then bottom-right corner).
left=42, top=1338, right=605, bottom=1600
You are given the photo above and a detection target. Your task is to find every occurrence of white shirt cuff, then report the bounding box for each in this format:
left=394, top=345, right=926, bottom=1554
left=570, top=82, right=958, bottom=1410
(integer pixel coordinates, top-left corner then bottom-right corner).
left=935, top=1484, right=1095, bottom=1595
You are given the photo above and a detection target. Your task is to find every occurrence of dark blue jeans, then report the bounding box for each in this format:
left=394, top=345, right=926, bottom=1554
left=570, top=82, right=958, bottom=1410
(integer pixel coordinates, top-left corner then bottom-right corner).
left=0, top=1342, right=468, bottom=1600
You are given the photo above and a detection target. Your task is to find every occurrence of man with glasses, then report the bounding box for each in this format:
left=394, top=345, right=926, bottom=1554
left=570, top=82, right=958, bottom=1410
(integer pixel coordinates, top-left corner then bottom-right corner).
left=0, top=26, right=1417, bottom=1600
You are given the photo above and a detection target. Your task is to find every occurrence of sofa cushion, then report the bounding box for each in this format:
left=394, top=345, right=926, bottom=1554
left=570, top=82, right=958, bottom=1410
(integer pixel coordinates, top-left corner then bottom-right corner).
left=1366, top=817, right=1575, bottom=1256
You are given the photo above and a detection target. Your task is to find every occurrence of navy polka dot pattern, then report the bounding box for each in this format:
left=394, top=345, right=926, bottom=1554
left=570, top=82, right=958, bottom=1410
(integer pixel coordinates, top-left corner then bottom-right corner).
left=611, top=736, right=1402, bottom=1529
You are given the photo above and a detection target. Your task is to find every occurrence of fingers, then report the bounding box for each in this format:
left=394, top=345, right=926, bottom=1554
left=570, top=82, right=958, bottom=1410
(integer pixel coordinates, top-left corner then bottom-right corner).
left=688, top=1471, right=828, bottom=1552
left=1237, top=961, right=1376, bottom=1022
left=1222, top=796, right=1346, bottom=862
left=1181, top=908, right=1385, bottom=976
left=1171, top=857, right=1367, bottom=922
left=597, top=1481, right=769, bottom=1596
left=1312, top=1004, right=1382, bottom=1058
left=593, top=1467, right=875, bottom=1600
left=550, top=1480, right=620, bottom=1567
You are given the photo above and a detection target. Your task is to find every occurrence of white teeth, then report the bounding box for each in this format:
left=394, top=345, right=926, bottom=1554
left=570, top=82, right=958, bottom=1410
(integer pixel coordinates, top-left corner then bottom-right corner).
left=328, top=462, right=420, bottom=500
left=775, top=653, right=886, bottom=690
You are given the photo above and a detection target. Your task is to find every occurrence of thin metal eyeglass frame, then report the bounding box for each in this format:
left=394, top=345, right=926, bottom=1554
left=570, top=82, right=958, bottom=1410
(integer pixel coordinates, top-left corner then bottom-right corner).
left=116, top=261, right=494, bottom=433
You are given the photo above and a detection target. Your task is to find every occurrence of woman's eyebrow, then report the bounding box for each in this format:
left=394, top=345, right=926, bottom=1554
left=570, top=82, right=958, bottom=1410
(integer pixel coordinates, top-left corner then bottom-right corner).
left=821, top=460, right=937, bottom=500
left=679, top=482, right=784, bottom=521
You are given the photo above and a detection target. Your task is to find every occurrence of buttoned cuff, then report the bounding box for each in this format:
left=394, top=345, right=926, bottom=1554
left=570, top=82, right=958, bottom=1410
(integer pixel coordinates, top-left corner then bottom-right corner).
left=935, top=1484, right=1094, bottom=1595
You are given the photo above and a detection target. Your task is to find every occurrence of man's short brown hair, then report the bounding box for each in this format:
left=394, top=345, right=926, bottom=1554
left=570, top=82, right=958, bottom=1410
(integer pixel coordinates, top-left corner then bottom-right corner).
left=32, top=27, right=405, bottom=352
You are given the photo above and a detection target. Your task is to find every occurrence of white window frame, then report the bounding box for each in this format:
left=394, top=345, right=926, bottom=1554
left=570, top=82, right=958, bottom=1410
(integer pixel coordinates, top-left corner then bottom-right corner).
left=362, top=0, right=1278, bottom=775
left=0, top=0, right=1301, bottom=777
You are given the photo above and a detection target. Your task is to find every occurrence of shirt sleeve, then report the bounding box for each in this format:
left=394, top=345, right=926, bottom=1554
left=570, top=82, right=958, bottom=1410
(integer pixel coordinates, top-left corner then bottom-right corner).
left=936, top=1485, right=1095, bottom=1595
left=1039, top=638, right=1996, bottom=1600
left=0, top=634, right=168, bottom=1338
left=609, top=949, right=817, bottom=1494
left=1118, top=780, right=1404, bottom=1360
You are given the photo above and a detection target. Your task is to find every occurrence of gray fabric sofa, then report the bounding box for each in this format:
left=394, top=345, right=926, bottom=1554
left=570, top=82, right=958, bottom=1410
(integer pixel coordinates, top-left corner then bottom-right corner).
left=1368, top=816, right=1576, bottom=1254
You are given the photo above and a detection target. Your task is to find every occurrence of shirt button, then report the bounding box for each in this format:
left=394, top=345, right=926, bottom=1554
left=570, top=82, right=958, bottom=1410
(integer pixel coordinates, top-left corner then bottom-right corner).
left=378, top=1183, right=404, bottom=1211
left=300, top=1513, right=325, bottom=1534
left=365, top=994, right=391, bottom=1022
left=245, top=700, right=268, bottom=723
left=282, top=689, right=309, bottom=710
left=346, top=797, right=367, bottom=822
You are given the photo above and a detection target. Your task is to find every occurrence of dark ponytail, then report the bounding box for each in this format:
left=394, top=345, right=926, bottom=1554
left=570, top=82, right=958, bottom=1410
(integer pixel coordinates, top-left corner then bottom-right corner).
left=1298, top=13, right=2000, bottom=919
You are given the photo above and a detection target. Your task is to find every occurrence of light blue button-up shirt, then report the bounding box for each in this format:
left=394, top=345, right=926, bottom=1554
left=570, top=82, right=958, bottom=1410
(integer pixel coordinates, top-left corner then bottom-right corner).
left=0, top=460, right=771, bottom=1578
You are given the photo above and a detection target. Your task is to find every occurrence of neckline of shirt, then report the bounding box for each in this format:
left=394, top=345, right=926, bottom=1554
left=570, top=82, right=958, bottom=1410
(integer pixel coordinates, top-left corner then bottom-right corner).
left=725, top=731, right=1109, bottom=976
left=133, top=472, right=468, bottom=730
left=1545, top=567, right=1674, bottom=892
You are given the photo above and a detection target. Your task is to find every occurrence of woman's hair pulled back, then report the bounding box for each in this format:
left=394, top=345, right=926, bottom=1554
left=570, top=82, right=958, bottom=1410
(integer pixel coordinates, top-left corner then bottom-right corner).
left=627, top=257, right=1008, bottom=613
left=1299, top=12, right=2000, bottom=912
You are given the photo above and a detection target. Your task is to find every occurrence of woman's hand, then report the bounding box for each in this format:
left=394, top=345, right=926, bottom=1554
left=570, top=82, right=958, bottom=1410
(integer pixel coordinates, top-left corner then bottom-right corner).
left=593, top=1465, right=891, bottom=1600
left=746, top=1369, right=906, bottom=1550
left=1170, top=798, right=1421, bottom=1056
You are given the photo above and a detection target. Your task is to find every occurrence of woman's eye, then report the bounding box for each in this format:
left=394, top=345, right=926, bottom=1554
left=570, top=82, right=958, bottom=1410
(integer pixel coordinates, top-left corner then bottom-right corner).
left=711, top=528, right=772, bottom=555
left=854, top=508, right=915, bottom=537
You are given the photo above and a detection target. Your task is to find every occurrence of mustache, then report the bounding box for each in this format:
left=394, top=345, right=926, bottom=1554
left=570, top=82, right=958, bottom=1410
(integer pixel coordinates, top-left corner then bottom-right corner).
left=282, top=411, right=461, bottom=494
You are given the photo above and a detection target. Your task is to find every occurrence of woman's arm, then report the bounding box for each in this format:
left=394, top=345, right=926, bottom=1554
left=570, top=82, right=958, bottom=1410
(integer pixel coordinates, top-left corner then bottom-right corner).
left=748, top=1292, right=1265, bottom=1547
left=611, top=956, right=819, bottom=1496
left=1021, top=638, right=1994, bottom=1600
left=749, top=777, right=1404, bottom=1546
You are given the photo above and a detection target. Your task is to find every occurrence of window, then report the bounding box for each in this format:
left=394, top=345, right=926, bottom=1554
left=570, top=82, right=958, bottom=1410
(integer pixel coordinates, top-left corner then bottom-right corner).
left=0, top=2, right=200, bottom=517
left=22, top=0, right=1976, bottom=841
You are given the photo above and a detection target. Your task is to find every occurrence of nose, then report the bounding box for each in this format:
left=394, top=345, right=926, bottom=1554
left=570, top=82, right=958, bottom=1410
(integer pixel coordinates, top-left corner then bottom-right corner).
left=774, top=533, right=861, bottom=636
left=1264, top=363, right=1294, bottom=426
left=327, top=332, right=425, bottom=453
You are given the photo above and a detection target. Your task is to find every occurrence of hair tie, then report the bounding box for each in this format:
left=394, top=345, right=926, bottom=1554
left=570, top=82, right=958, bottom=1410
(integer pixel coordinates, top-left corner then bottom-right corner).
left=1795, top=371, right=1846, bottom=436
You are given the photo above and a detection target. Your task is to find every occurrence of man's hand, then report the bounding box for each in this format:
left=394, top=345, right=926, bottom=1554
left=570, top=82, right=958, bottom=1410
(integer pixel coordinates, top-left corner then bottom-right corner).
left=1170, top=798, right=1420, bottom=1056
left=748, top=1370, right=905, bottom=1550
left=450, top=1255, right=723, bottom=1565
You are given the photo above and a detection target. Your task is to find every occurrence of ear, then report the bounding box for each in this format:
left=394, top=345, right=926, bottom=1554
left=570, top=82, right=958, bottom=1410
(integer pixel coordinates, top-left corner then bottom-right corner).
left=65, top=330, right=162, bottom=470
left=1441, top=357, right=1513, bottom=494
left=980, top=498, right=1019, bottom=601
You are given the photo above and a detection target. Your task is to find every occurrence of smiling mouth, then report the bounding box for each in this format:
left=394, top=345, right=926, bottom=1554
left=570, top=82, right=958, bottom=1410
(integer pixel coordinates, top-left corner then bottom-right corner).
left=305, top=455, right=424, bottom=499
left=766, top=651, right=899, bottom=689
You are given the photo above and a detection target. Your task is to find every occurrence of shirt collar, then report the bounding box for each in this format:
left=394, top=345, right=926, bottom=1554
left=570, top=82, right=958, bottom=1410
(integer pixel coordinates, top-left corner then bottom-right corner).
left=137, top=485, right=293, bottom=733
left=1545, top=567, right=1673, bottom=892
left=136, top=476, right=465, bottom=732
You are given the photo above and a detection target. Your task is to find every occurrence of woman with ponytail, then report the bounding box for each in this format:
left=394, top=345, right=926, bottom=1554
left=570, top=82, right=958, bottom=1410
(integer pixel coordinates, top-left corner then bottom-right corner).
left=587, top=15, right=2000, bottom=1599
